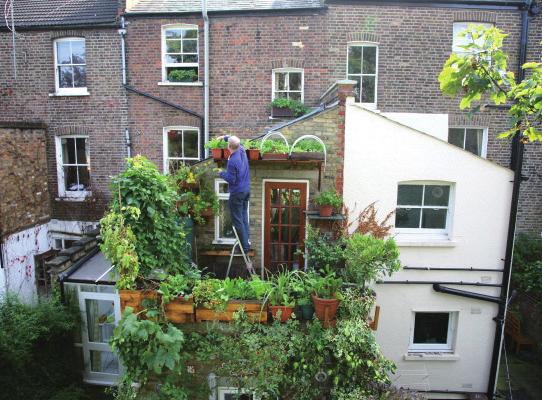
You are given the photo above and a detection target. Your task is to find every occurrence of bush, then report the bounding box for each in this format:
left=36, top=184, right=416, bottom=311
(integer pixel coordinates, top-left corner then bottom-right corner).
left=0, top=295, right=86, bottom=400
left=513, top=233, right=542, bottom=293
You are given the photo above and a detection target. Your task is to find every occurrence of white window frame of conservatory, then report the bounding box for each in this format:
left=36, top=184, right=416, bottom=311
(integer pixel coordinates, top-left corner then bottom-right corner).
left=55, top=135, right=92, bottom=199
left=448, top=126, right=488, bottom=158
left=346, top=41, right=378, bottom=108
left=53, top=37, right=89, bottom=96
left=161, top=24, right=199, bottom=83
left=271, top=67, right=304, bottom=102
left=217, top=387, right=260, bottom=400
left=162, top=126, right=201, bottom=173
left=409, top=311, right=458, bottom=353
left=394, top=181, right=454, bottom=241
left=213, top=178, right=251, bottom=245
left=452, top=22, right=494, bottom=56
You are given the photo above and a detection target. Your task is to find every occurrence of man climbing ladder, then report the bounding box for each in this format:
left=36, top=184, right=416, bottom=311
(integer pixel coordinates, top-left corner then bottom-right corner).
left=216, top=135, right=255, bottom=274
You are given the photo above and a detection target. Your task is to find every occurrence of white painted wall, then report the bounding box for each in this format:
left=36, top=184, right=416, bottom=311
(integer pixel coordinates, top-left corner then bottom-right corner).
left=342, top=102, right=513, bottom=393
left=382, top=112, right=449, bottom=141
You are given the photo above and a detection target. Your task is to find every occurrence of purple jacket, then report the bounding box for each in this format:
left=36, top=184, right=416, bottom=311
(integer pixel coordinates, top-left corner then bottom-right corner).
left=219, top=139, right=250, bottom=194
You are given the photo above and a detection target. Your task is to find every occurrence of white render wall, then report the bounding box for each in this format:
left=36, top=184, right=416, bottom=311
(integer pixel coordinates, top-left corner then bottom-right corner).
left=382, top=112, right=449, bottom=141
left=343, top=102, right=513, bottom=393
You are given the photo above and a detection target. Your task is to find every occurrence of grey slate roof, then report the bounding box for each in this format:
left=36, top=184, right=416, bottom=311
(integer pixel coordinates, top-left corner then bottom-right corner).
left=0, top=0, right=118, bottom=29
left=127, top=0, right=325, bottom=14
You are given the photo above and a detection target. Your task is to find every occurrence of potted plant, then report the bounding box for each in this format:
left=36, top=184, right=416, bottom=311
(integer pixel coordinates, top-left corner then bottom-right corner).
left=292, top=271, right=314, bottom=320
left=270, top=98, right=309, bottom=118
left=172, top=164, right=198, bottom=190
left=310, top=270, right=342, bottom=327
left=268, top=270, right=296, bottom=323
left=290, top=139, right=325, bottom=161
left=205, top=138, right=227, bottom=160
left=260, top=139, right=290, bottom=160
left=167, top=68, right=198, bottom=83
left=243, top=139, right=261, bottom=161
left=158, top=272, right=199, bottom=323
left=313, top=190, right=342, bottom=217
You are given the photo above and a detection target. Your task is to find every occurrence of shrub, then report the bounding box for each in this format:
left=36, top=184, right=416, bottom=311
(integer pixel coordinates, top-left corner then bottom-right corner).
left=167, top=69, right=197, bottom=82
left=513, top=233, right=542, bottom=293
left=304, top=226, right=346, bottom=271
left=314, top=190, right=343, bottom=208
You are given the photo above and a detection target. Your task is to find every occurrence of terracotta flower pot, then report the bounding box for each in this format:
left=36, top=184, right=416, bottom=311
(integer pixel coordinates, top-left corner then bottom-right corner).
left=269, top=305, right=295, bottom=323
left=211, top=148, right=222, bottom=161
left=318, top=205, right=333, bottom=217
left=311, top=294, right=340, bottom=325
left=246, top=148, right=261, bottom=161
left=223, top=148, right=232, bottom=159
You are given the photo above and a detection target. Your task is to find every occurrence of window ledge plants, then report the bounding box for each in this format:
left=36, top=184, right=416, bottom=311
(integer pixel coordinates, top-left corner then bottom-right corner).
left=313, top=190, right=343, bottom=217
left=290, top=138, right=325, bottom=161
left=158, top=81, right=203, bottom=86
left=205, top=137, right=228, bottom=160
left=269, top=98, right=309, bottom=118
left=260, top=139, right=290, bottom=160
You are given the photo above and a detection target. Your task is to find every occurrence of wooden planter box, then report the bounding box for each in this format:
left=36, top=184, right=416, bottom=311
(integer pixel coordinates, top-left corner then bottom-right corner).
left=261, top=152, right=289, bottom=160
left=196, top=300, right=268, bottom=323
left=271, top=106, right=296, bottom=118
left=290, top=152, right=325, bottom=161
left=165, top=297, right=195, bottom=324
left=119, top=289, right=158, bottom=313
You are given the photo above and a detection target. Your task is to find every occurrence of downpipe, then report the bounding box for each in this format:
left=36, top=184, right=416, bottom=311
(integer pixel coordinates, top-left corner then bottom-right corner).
left=119, top=16, right=132, bottom=158
left=202, top=0, right=210, bottom=158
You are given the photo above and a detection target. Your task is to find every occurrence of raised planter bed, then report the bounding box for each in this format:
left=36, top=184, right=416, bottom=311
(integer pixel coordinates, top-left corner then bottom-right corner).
left=196, top=300, right=268, bottom=323
left=261, top=152, right=289, bottom=160
left=290, top=152, right=325, bottom=161
left=165, top=297, right=195, bottom=324
left=271, top=106, right=296, bottom=118
left=119, top=289, right=158, bottom=313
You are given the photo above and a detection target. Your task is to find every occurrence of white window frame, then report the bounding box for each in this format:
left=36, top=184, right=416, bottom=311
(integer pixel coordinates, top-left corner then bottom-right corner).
left=448, top=126, right=488, bottom=158
left=346, top=41, right=378, bottom=108
left=51, top=233, right=82, bottom=250
left=55, top=135, right=91, bottom=199
left=452, top=22, right=494, bottom=56
left=217, top=387, right=259, bottom=400
left=161, top=24, right=199, bottom=84
left=214, top=179, right=235, bottom=245
left=271, top=68, right=304, bottom=102
left=163, top=126, right=201, bottom=173
left=409, top=311, right=458, bottom=353
left=394, top=181, right=454, bottom=239
left=53, top=37, right=88, bottom=96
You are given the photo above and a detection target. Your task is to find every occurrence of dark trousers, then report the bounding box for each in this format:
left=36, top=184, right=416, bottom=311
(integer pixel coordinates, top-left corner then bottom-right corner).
left=229, top=191, right=250, bottom=252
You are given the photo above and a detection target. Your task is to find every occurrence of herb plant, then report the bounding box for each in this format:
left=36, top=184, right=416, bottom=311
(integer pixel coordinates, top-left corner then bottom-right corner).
left=205, top=137, right=228, bottom=149
left=313, top=190, right=343, bottom=208
left=291, top=139, right=324, bottom=153
left=260, top=139, right=290, bottom=154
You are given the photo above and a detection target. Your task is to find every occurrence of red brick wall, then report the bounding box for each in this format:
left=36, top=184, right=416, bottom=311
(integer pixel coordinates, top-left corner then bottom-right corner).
left=0, top=126, right=50, bottom=236
left=0, top=28, right=127, bottom=222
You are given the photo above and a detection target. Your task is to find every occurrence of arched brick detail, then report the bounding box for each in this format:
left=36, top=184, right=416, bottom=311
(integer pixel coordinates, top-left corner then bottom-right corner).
left=50, top=30, right=86, bottom=40
left=453, top=11, right=497, bottom=24
left=449, top=114, right=492, bottom=127
left=162, top=115, right=201, bottom=128
left=270, top=58, right=305, bottom=69
left=347, top=31, right=380, bottom=43
left=53, top=125, right=92, bottom=136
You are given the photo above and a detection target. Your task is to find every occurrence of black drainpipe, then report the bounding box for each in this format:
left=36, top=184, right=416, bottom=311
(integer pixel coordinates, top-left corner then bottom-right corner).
left=487, top=1, right=536, bottom=397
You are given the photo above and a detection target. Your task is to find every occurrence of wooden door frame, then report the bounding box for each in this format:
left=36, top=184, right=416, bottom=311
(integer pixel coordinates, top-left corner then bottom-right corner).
left=261, top=179, right=309, bottom=275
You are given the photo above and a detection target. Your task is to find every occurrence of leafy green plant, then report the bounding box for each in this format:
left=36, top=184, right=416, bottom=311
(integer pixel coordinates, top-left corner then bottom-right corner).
left=167, top=69, right=197, bottom=83
left=270, top=98, right=310, bottom=117
left=192, top=279, right=228, bottom=309
left=242, top=139, right=261, bottom=150
left=100, top=207, right=140, bottom=290
left=314, top=190, right=343, bottom=208
left=110, top=308, right=186, bottom=387
left=158, top=270, right=200, bottom=304
left=171, top=164, right=198, bottom=186
left=205, top=137, right=228, bottom=149
left=344, top=233, right=401, bottom=287
left=291, top=139, right=324, bottom=153
left=309, top=269, right=342, bottom=299
left=260, top=139, right=290, bottom=154
left=268, top=269, right=297, bottom=306
left=512, top=234, right=542, bottom=293
left=304, top=226, right=346, bottom=271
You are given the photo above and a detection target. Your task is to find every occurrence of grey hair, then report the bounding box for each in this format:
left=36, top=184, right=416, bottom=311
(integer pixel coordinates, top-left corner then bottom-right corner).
left=228, top=135, right=241, bottom=151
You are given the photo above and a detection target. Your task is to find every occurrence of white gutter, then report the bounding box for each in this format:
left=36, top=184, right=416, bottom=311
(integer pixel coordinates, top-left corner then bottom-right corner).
left=202, top=0, right=210, bottom=157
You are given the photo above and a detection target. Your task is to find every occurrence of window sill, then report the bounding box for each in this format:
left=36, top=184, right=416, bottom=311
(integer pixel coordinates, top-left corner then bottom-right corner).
left=396, top=240, right=457, bottom=248
left=49, top=90, right=90, bottom=97
left=55, top=195, right=92, bottom=202
left=403, top=352, right=459, bottom=361
left=212, top=239, right=236, bottom=246
left=158, top=82, right=203, bottom=87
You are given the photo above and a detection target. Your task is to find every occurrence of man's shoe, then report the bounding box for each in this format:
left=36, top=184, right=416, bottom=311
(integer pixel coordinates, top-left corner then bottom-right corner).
left=246, top=261, right=256, bottom=275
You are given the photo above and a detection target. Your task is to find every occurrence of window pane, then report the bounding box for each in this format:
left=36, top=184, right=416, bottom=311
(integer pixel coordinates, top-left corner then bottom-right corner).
left=448, top=128, right=465, bottom=149
left=270, top=226, right=279, bottom=241
left=183, top=54, right=198, bottom=63
left=77, top=166, right=90, bottom=190
left=395, top=208, right=421, bottom=228
left=183, top=29, right=197, bottom=39
left=166, top=40, right=182, bottom=53
left=56, top=41, right=72, bottom=64
left=361, top=76, right=375, bottom=103
left=291, top=189, right=301, bottom=205
left=218, top=182, right=228, bottom=194
left=289, top=92, right=302, bottom=101
left=224, top=394, right=253, bottom=400
left=58, top=66, right=74, bottom=88
left=421, top=208, right=447, bottom=229
left=291, top=208, right=300, bottom=225
left=362, top=46, right=377, bottom=74
left=413, top=313, right=449, bottom=344
left=183, top=39, right=197, bottom=53
left=76, top=138, right=88, bottom=164
left=62, top=138, right=77, bottom=164
left=89, top=351, right=119, bottom=374
left=71, top=40, right=85, bottom=64
left=289, top=72, right=302, bottom=91
left=85, top=299, right=115, bottom=343
left=73, top=66, right=86, bottom=88
left=276, top=73, right=286, bottom=91
left=168, top=130, right=183, bottom=157
left=220, top=200, right=235, bottom=239
left=270, top=208, right=279, bottom=224
left=166, top=28, right=183, bottom=38
left=166, top=54, right=183, bottom=64
left=64, top=166, right=79, bottom=191
left=465, top=128, right=483, bottom=156
left=424, top=185, right=450, bottom=206
left=184, top=130, right=199, bottom=158
left=348, top=46, right=362, bottom=74
left=397, top=185, right=423, bottom=205
left=348, top=75, right=361, bottom=102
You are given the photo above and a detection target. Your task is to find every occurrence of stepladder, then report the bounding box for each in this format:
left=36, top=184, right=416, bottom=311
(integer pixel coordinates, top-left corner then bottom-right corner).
left=226, top=226, right=256, bottom=277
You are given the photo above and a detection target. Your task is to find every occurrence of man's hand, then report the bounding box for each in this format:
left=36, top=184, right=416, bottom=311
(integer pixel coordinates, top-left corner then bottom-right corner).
left=216, top=135, right=225, bottom=141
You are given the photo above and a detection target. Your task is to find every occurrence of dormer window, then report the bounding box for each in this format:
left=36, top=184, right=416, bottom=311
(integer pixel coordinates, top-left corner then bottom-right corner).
left=162, top=25, right=199, bottom=84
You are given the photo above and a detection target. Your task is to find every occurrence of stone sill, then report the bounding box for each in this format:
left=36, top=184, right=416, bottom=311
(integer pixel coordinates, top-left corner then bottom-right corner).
left=49, top=90, right=90, bottom=97
left=396, top=240, right=457, bottom=248
left=55, top=195, right=92, bottom=202
left=158, top=81, right=203, bottom=87
left=403, top=353, right=460, bottom=361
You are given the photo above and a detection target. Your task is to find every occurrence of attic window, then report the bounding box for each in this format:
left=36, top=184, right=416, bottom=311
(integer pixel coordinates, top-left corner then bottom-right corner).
left=162, top=25, right=199, bottom=83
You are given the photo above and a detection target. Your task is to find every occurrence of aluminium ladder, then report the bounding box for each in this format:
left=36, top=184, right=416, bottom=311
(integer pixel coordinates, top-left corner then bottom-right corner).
left=226, top=226, right=256, bottom=277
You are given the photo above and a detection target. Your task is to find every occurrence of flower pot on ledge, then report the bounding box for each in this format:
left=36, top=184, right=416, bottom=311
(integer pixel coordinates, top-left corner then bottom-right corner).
left=318, top=205, right=333, bottom=217
left=223, top=148, right=232, bottom=159
left=246, top=148, right=261, bottom=161
left=211, top=148, right=223, bottom=161
left=272, top=106, right=296, bottom=118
